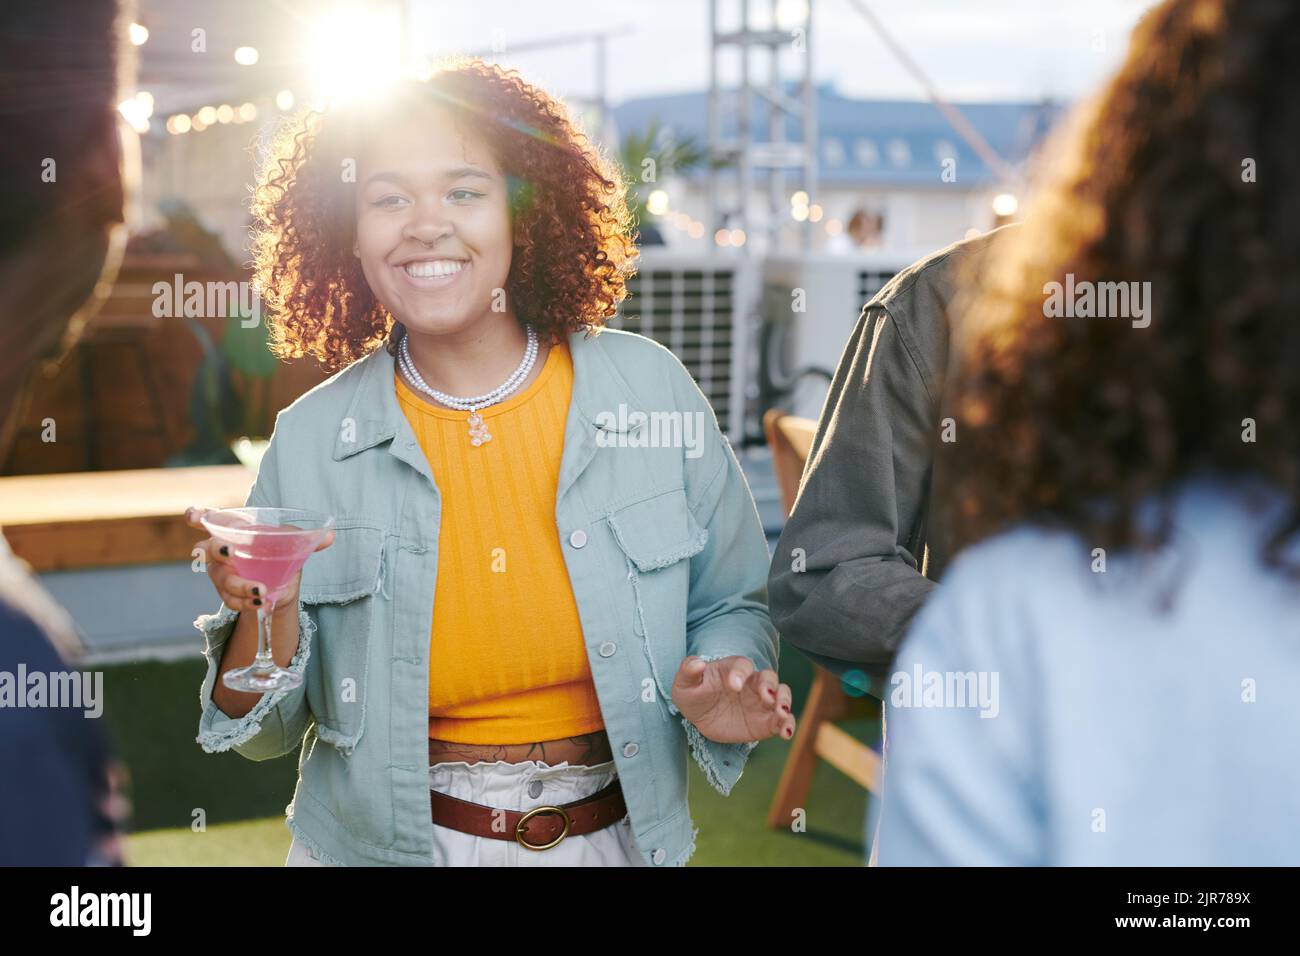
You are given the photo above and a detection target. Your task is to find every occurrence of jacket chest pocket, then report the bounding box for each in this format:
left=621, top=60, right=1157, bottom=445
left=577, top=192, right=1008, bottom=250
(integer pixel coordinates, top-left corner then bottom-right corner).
left=298, top=523, right=386, bottom=754
left=605, top=489, right=708, bottom=710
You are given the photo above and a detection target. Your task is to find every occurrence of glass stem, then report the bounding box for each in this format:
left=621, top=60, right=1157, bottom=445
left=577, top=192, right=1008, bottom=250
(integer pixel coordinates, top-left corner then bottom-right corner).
left=253, top=599, right=277, bottom=673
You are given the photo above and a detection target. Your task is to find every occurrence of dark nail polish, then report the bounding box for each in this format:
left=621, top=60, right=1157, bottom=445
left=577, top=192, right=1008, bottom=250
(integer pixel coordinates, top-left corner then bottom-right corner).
left=253, top=598, right=262, bottom=606
left=251, top=586, right=260, bottom=596
left=219, top=545, right=229, bottom=556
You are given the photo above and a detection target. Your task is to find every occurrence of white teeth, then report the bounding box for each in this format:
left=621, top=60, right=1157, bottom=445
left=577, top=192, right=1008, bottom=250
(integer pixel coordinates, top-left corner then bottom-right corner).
left=403, top=260, right=465, bottom=278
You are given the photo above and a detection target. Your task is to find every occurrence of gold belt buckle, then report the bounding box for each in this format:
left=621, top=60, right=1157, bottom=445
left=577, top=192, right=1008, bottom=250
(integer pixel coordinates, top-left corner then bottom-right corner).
left=516, top=805, right=572, bottom=850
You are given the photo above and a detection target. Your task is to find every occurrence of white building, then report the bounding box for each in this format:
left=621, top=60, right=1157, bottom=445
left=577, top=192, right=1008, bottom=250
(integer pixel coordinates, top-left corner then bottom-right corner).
left=610, top=81, right=1065, bottom=259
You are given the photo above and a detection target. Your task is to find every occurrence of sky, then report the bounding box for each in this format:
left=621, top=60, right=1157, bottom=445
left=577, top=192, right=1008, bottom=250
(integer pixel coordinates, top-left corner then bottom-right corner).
left=407, top=0, right=1167, bottom=106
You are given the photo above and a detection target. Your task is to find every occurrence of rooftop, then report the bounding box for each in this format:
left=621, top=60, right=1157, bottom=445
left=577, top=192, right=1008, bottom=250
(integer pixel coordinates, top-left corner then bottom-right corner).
left=611, top=81, right=1067, bottom=187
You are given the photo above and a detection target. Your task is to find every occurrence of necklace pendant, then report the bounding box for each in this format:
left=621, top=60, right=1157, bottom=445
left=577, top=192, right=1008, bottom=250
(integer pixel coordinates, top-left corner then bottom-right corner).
left=467, top=410, right=491, bottom=447
left=399, top=327, right=536, bottom=447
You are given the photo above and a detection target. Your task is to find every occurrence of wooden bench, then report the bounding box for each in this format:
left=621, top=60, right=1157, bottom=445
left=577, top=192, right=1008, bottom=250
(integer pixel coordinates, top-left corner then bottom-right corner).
left=0, top=465, right=256, bottom=572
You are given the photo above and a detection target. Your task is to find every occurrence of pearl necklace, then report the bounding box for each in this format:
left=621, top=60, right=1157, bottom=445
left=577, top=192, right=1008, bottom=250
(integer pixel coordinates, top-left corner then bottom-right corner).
left=397, top=326, right=539, bottom=447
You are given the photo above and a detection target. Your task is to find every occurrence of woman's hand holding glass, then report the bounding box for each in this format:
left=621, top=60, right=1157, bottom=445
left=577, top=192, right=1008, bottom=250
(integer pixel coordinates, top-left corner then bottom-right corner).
left=186, top=506, right=335, bottom=612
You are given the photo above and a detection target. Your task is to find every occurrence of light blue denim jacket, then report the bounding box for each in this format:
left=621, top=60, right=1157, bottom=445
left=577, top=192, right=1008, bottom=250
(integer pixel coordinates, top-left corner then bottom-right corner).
left=194, top=327, right=778, bottom=866
left=877, top=476, right=1300, bottom=865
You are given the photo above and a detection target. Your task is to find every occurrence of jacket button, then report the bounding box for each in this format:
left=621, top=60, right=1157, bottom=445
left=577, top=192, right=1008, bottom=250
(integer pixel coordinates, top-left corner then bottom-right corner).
left=598, top=641, right=617, bottom=657
left=652, top=848, right=667, bottom=865
left=622, top=742, right=639, bottom=758
left=568, top=529, right=588, bottom=548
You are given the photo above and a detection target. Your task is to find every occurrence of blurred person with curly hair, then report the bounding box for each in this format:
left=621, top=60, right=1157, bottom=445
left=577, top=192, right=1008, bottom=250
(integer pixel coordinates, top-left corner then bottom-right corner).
left=877, top=0, right=1300, bottom=865
left=0, top=0, right=134, bottom=866
left=186, top=60, right=792, bottom=867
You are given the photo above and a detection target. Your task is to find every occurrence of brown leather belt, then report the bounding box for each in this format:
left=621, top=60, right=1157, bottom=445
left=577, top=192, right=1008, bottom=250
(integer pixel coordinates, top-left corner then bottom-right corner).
left=429, top=779, right=627, bottom=850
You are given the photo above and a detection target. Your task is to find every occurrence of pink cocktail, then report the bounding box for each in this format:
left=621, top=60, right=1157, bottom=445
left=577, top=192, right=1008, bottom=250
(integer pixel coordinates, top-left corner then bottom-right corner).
left=201, top=507, right=335, bottom=693
left=226, top=524, right=318, bottom=597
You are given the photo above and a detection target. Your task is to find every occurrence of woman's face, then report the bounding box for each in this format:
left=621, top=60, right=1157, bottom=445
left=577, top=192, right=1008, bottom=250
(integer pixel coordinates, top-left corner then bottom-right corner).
left=354, top=105, right=513, bottom=337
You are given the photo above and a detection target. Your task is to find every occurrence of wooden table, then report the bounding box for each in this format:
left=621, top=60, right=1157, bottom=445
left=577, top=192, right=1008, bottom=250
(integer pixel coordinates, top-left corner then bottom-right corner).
left=0, top=465, right=256, bottom=572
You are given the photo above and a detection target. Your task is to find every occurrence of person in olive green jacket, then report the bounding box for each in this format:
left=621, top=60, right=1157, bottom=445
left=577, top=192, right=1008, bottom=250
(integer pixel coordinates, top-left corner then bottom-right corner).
left=767, top=225, right=1015, bottom=697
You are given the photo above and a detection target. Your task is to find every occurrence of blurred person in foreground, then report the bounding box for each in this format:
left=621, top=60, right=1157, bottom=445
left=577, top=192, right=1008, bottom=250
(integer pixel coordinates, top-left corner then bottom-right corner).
left=878, top=0, right=1300, bottom=865
left=0, top=2, right=133, bottom=864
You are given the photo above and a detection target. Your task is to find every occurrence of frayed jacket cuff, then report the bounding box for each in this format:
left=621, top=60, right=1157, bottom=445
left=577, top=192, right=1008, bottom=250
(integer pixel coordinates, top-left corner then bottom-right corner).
left=194, top=603, right=314, bottom=760
left=679, top=652, right=762, bottom=796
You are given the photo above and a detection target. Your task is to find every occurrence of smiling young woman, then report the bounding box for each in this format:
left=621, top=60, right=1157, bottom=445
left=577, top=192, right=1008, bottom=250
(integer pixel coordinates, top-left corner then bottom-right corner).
left=191, top=59, right=795, bottom=867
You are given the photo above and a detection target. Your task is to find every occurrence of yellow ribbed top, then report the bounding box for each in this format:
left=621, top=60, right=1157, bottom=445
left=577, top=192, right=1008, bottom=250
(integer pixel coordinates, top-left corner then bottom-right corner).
left=394, top=340, right=604, bottom=744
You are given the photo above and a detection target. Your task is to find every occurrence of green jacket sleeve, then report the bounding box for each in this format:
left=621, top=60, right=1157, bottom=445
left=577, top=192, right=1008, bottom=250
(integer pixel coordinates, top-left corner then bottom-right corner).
left=766, top=303, right=939, bottom=695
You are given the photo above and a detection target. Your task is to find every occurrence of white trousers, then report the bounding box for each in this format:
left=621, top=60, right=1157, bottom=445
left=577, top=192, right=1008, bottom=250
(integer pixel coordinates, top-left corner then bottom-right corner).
left=285, top=758, right=649, bottom=867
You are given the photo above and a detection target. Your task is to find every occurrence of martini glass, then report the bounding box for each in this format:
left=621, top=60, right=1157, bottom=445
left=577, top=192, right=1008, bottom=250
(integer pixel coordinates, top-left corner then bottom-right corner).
left=201, top=507, right=335, bottom=693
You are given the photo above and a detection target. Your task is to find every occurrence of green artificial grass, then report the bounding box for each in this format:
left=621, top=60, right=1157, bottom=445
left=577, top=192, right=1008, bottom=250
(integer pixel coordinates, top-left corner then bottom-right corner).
left=128, top=817, right=294, bottom=867
left=99, top=658, right=299, bottom=832
left=688, top=716, right=879, bottom=866
left=113, top=643, right=880, bottom=866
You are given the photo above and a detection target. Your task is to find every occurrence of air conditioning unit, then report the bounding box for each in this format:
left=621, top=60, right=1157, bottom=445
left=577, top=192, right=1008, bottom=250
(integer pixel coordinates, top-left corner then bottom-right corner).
left=759, top=252, right=912, bottom=423
left=609, top=251, right=756, bottom=442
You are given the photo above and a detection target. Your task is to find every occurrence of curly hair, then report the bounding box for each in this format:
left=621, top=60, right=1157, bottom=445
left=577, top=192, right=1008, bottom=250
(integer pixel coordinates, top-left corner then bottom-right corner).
left=251, top=58, right=637, bottom=373
left=942, top=0, right=1300, bottom=575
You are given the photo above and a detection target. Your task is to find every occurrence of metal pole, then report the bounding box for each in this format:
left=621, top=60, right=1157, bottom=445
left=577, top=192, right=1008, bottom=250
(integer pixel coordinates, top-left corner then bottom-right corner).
left=707, top=0, right=719, bottom=241
left=802, top=0, right=816, bottom=252
left=595, top=34, right=608, bottom=143
left=768, top=0, right=784, bottom=255
left=738, top=1, right=752, bottom=250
